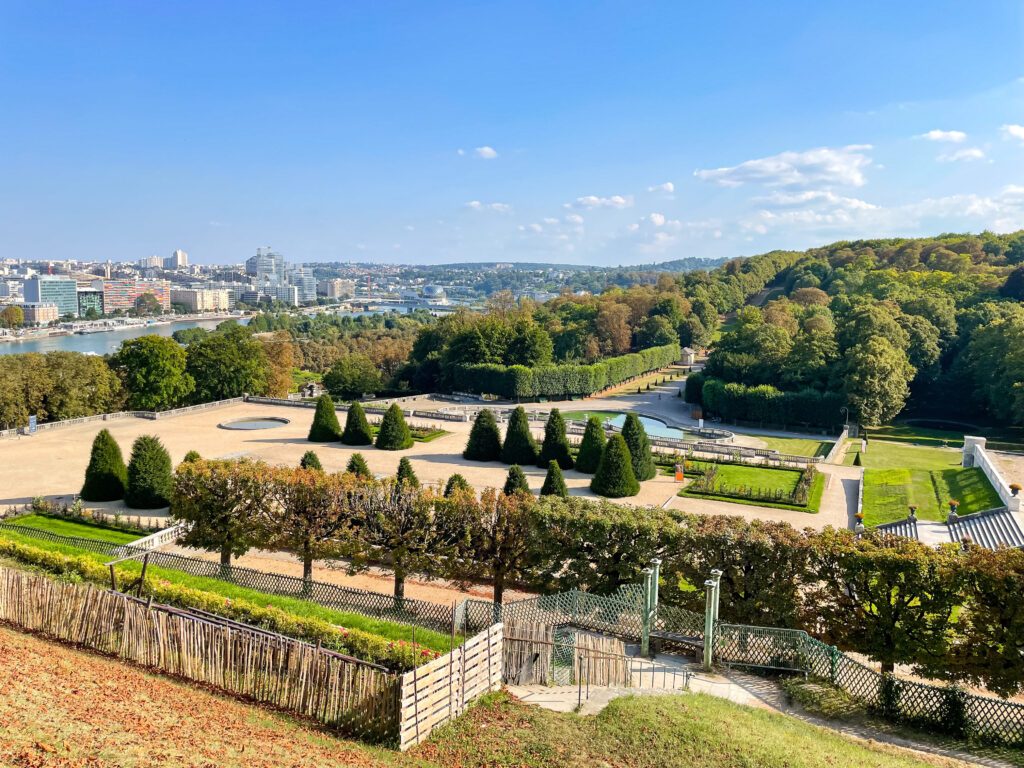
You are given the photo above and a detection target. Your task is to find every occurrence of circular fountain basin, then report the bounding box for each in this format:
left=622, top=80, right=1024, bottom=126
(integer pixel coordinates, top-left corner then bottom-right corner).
left=219, top=416, right=290, bottom=430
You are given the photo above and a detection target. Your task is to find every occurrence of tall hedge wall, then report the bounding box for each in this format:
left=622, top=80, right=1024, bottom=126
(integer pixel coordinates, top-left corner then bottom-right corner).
left=701, top=377, right=843, bottom=429
left=452, top=343, right=680, bottom=399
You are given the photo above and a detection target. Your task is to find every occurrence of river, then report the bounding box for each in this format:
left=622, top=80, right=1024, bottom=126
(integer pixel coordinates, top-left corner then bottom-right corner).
left=0, top=318, right=247, bottom=357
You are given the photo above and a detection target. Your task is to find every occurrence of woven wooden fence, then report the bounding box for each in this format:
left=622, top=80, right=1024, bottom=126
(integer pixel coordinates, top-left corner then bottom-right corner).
left=0, top=567, right=401, bottom=741
left=504, top=622, right=630, bottom=687
left=397, top=622, right=503, bottom=751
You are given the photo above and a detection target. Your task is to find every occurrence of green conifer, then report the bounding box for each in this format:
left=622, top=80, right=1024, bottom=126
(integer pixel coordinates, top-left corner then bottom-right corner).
left=396, top=456, right=420, bottom=488
left=503, top=464, right=530, bottom=496
left=300, top=450, right=323, bottom=471
left=308, top=394, right=342, bottom=442
left=125, top=435, right=174, bottom=509
left=463, top=409, right=503, bottom=461
left=540, top=460, right=569, bottom=498
left=501, top=407, right=538, bottom=465
left=80, top=429, right=128, bottom=502
left=346, top=452, right=372, bottom=478
left=574, top=416, right=606, bottom=474
left=590, top=434, right=640, bottom=498
left=341, top=401, right=374, bottom=445
left=537, top=408, right=574, bottom=469
left=444, top=473, right=472, bottom=497
left=622, top=413, right=656, bottom=481
left=375, top=403, right=413, bottom=450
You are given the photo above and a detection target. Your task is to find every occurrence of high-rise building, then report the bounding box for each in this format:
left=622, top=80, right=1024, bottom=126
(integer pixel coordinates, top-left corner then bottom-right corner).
left=137, top=255, right=163, bottom=269
left=288, top=266, right=317, bottom=304
left=245, top=248, right=286, bottom=288
left=24, top=276, right=79, bottom=317
left=95, top=279, right=171, bottom=312
left=77, top=289, right=104, bottom=317
left=163, top=249, right=189, bottom=270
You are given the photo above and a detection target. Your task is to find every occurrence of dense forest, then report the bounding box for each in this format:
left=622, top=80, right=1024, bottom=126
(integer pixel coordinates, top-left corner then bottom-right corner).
left=692, top=231, right=1024, bottom=427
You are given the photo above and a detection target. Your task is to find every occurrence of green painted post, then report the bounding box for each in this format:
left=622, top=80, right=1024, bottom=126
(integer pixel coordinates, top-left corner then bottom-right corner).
left=640, top=567, right=653, bottom=657
left=702, top=579, right=715, bottom=671
left=650, top=558, right=661, bottom=613
left=830, top=645, right=839, bottom=684
left=710, top=569, right=722, bottom=625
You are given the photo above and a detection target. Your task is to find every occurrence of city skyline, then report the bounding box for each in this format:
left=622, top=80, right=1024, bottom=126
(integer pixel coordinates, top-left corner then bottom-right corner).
left=1, top=1, right=1022, bottom=266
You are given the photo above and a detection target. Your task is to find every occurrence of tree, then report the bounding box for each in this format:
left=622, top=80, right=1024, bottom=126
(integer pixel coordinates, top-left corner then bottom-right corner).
left=80, top=429, right=127, bottom=501
left=341, top=401, right=374, bottom=445
left=501, top=407, right=537, bottom=465
left=590, top=434, right=639, bottom=498
left=444, top=473, right=471, bottom=497
left=574, top=416, right=606, bottom=474
left=1000, top=266, right=1024, bottom=300
left=43, top=352, right=123, bottom=421
left=540, top=460, right=568, bottom=498
left=537, top=408, right=574, bottom=470
left=621, top=413, right=656, bottom=481
left=396, top=456, right=419, bottom=488
left=111, top=335, right=194, bottom=411
left=263, top=467, right=352, bottom=582
left=172, top=458, right=274, bottom=566
left=186, top=324, right=269, bottom=402
left=684, top=372, right=705, bottom=405
left=503, top=464, right=530, bottom=496
left=300, top=450, right=323, bottom=471
left=806, top=529, right=963, bottom=674
left=134, top=292, right=162, bottom=316
left=843, top=337, right=915, bottom=425
left=125, top=435, right=174, bottom=509
left=0, top=305, right=24, bottom=329
left=463, top=409, right=503, bottom=461
left=323, top=354, right=383, bottom=399
left=181, top=450, right=202, bottom=464
left=308, top=394, right=342, bottom=442
left=345, top=452, right=372, bottom=478
left=258, top=332, right=296, bottom=398
left=463, top=489, right=541, bottom=603
left=375, top=403, right=412, bottom=450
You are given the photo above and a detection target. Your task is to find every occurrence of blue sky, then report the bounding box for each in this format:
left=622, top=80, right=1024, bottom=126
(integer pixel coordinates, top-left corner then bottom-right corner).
left=1, top=1, right=1022, bottom=266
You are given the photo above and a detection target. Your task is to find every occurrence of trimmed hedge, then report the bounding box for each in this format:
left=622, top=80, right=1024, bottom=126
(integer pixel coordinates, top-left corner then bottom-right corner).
left=621, top=413, right=656, bottom=481
left=591, top=433, right=639, bottom=498
left=308, top=394, right=342, bottom=442
left=125, top=435, right=173, bottom=509
left=501, top=407, right=538, bottom=465
left=463, top=409, right=503, bottom=461
left=375, top=403, right=413, bottom=450
left=345, top=453, right=372, bottom=478
left=503, top=464, right=530, bottom=496
left=80, top=429, right=128, bottom=502
left=701, top=377, right=844, bottom=429
left=537, top=408, right=574, bottom=470
left=574, top=416, right=606, bottom=474
left=452, top=342, right=681, bottom=399
left=540, top=460, right=569, bottom=498
left=341, top=401, right=374, bottom=446
left=300, top=450, right=323, bottom=471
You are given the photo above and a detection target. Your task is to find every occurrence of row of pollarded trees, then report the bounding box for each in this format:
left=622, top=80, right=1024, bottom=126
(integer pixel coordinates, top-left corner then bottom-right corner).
left=307, top=394, right=413, bottom=450
left=463, top=406, right=657, bottom=498
left=80, top=429, right=185, bottom=509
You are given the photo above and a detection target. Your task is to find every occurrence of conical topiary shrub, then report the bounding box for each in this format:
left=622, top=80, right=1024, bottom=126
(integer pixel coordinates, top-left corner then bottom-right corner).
left=300, top=450, right=323, bottom=471
left=80, top=429, right=128, bottom=502
left=125, top=435, right=173, bottom=509
left=463, top=409, right=503, bottom=461
left=540, top=460, right=569, bottom=498
left=444, top=473, right=472, bottom=497
left=341, top=401, right=374, bottom=446
left=376, top=403, right=413, bottom=450
left=308, top=394, right=342, bottom=442
left=346, top=452, right=372, bottom=478
left=853, top=451, right=862, bottom=467
left=622, top=413, right=656, bottom=481
left=501, top=407, right=538, bottom=465
left=503, top=464, right=530, bottom=496
left=590, top=434, right=639, bottom=498
left=396, top=456, right=419, bottom=488
left=537, top=408, right=574, bottom=470
left=181, top=450, right=202, bottom=465
left=574, top=416, right=606, bottom=474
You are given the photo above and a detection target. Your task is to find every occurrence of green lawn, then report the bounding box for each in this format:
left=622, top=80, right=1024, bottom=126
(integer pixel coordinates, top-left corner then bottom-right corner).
left=757, top=436, right=834, bottom=458
left=4, top=514, right=141, bottom=544
left=849, top=441, right=1003, bottom=525
left=677, top=461, right=824, bottom=513
left=562, top=410, right=620, bottom=424
left=867, top=420, right=1024, bottom=451
left=0, top=526, right=455, bottom=653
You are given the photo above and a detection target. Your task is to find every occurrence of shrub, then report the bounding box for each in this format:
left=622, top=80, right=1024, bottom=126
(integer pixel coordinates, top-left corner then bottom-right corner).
left=574, top=416, right=606, bottom=474
left=501, top=407, right=538, bottom=465
left=345, top=453, right=371, bottom=478
left=308, top=394, right=342, bottom=442
left=375, top=404, right=413, bottom=450
left=125, top=435, right=173, bottom=509
left=590, top=434, right=639, bottom=498
left=396, top=457, right=419, bottom=488
left=80, top=429, right=127, bottom=502
left=463, top=409, right=503, bottom=461
left=537, top=408, right=574, bottom=470
left=853, top=451, right=862, bottom=466
left=444, top=474, right=472, bottom=497
left=622, top=413, right=656, bottom=481
left=684, top=371, right=705, bottom=405
left=503, top=464, right=530, bottom=496
left=181, top=450, right=202, bottom=464
left=540, top=460, right=568, bottom=498
left=340, top=401, right=373, bottom=446
left=299, top=450, right=323, bottom=471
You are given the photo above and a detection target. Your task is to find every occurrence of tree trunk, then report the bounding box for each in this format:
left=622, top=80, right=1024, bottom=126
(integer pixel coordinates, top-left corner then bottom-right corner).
left=881, top=661, right=895, bottom=674
left=394, top=570, right=405, bottom=604
left=493, top=571, right=505, bottom=606
left=220, top=545, right=232, bottom=566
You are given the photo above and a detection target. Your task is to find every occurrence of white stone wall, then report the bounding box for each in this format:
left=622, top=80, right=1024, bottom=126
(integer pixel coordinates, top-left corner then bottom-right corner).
left=963, top=436, right=1022, bottom=512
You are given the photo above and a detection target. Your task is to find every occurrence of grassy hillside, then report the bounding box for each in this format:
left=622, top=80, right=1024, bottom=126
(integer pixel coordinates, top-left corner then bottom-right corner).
left=0, top=624, right=968, bottom=768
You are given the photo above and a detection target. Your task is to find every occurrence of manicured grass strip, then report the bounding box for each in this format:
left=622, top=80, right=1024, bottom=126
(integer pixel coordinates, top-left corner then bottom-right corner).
left=0, top=528, right=455, bottom=654
left=757, top=436, right=834, bottom=458
left=6, top=514, right=142, bottom=544
left=932, top=467, right=1003, bottom=516
left=688, top=461, right=802, bottom=494
left=680, top=471, right=825, bottom=513
left=562, top=410, right=621, bottom=424
left=862, top=469, right=917, bottom=526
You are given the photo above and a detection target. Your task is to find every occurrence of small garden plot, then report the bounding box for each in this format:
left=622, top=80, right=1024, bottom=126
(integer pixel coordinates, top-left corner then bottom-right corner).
left=756, top=436, right=834, bottom=458
left=3, top=514, right=142, bottom=544
left=678, top=460, right=824, bottom=512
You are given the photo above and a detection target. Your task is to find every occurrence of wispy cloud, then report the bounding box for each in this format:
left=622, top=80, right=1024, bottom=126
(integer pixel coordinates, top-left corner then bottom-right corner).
left=1001, top=124, right=1024, bottom=144
left=570, top=194, right=633, bottom=209
left=647, top=181, right=675, bottom=193
left=465, top=200, right=511, bottom=213
left=694, top=145, right=873, bottom=188
left=938, top=147, right=986, bottom=163
left=474, top=146, right=498, bottom=159
left=918, top=129, right=967, bottom=143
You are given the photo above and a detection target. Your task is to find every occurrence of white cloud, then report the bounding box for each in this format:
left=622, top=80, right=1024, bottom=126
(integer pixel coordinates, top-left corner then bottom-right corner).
left=572, top=194, right=633, bottom=209
left=1001, top=124, right=1024, bottom=143
left=456, top=148, right=466, bottom=156
left=542, top=217, right=560, bottom=225
left=564, top=213, right=584, bottom=225
left=938, top=147, right=986, bottom=163
left=647, top=181, right=675, bottom=193
left=474, top=146, right=498, bottom=159
left=755, top=189, right=879, bottom=211
left=464, top=200, right=511, bottom=213
left=918, top=129, right=967, bottom=143
left=648, top=212, right=666, bottom=227
left=694, top=144, right=873, bottom=188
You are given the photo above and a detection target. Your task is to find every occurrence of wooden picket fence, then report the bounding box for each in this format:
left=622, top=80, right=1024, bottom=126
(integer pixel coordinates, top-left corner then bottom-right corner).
left=0, top=567, right=401, bottom=741
left=504, top=621, right=630, bottom=687
left=398, top=622, right=503, bottom=751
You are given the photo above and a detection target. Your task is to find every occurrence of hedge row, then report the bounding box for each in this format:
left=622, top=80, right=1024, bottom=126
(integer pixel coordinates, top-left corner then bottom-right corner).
left=701, top=377, right=844, bottom=429
left=452, top=342, right=681, bottom=399
left=0, top=538, right=433, bottom=671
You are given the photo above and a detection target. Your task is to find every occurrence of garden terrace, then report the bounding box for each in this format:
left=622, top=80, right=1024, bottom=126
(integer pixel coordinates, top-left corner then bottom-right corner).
left=678, top=461, right=825, bottom=513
